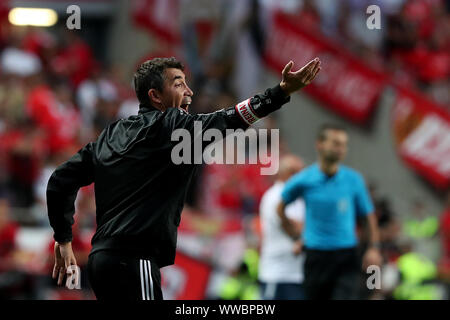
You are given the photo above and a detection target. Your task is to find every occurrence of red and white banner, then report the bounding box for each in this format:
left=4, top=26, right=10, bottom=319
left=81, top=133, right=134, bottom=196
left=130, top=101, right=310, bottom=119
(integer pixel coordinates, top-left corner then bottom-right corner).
left=264, top=12, right=388, bottom=124
left=392, top=87, right=450, bottom=190
left=131, top=0, right=180, bottom=45
left=161, top=252, right=211, bottom=300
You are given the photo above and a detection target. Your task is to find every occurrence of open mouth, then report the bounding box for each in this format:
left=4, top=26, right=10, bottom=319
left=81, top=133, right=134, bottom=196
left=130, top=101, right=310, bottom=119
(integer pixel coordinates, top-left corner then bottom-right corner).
left=180, top=98, right=191, bottom=112
left=179, top=103, right=190, bottom=113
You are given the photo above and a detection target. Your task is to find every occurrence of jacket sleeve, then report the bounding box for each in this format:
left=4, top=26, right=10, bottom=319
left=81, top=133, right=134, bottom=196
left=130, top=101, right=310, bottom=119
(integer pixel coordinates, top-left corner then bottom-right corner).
left=163, top=84, right=290, bottom=144
left=46, top=142, right=96, bottom=243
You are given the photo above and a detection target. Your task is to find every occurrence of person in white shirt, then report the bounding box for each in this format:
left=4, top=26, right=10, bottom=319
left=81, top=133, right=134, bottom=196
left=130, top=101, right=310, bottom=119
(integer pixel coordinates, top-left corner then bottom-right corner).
left=258, top=154, right=306, bottom=300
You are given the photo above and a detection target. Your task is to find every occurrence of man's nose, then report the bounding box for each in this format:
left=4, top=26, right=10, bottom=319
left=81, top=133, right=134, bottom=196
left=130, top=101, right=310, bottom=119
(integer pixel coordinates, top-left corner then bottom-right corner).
left=185, top=86, right=193, bottom=97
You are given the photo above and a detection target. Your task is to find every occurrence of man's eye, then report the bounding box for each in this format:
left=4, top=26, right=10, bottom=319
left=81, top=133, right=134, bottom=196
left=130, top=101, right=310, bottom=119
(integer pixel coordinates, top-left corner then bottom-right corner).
left=175, top=83, right=182, bottom=88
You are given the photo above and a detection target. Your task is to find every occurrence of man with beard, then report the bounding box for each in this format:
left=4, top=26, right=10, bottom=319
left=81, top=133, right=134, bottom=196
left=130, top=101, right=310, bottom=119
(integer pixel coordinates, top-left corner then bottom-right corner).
left=277, top=124, right=382, bottom=300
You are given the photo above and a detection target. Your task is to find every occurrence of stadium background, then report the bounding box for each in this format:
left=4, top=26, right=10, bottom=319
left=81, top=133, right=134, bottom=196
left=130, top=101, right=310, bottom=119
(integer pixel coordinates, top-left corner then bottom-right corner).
left=0, top=0, right=449, bottom=300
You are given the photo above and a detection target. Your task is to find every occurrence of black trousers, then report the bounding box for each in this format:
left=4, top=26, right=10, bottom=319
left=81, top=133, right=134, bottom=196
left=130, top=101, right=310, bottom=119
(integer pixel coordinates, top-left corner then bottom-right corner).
left=303, top=247, right=361, bottom=300
left=87, top=250, right=163, bottom=300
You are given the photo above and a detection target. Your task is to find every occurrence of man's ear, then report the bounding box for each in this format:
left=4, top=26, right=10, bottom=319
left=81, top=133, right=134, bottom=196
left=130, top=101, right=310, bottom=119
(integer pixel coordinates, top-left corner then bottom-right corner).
left=148, top=88, right=162, bottom=105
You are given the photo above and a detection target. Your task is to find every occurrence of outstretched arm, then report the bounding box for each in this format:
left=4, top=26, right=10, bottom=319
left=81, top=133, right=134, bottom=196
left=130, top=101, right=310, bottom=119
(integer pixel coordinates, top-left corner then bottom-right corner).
left=234, top=57, right=321, bottom=126
left=165, top=58, right=322, bottom=147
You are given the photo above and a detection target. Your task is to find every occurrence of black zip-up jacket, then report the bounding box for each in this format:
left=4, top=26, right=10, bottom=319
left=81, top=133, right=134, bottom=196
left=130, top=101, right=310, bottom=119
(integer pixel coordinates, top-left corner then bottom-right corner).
left=46, top=84, right=290, bottom=267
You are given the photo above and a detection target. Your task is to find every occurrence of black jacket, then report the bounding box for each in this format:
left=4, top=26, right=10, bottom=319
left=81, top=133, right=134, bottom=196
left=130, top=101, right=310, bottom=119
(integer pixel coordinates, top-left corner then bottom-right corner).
left=46, top=84, right=290, bottom=267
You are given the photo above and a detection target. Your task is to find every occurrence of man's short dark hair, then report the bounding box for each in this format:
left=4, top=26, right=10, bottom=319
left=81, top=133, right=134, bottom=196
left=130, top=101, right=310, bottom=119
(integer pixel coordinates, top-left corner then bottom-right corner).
left=317, top=123, right=347, bottom=141
left=133, top=57, right=184, bottom=107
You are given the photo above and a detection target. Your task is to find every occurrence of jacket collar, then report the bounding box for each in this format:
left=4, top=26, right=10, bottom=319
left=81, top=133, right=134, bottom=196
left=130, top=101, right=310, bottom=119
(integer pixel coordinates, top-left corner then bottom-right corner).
left=138, top=104, right=161, bottom=115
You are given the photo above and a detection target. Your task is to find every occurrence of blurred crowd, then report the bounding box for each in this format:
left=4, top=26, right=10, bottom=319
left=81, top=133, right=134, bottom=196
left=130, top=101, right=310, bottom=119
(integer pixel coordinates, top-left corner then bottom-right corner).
left=166, top=0, right=450, bottom=111
left=0, top=0, right=448, bottom=299
left=280, top=0, right=450, bottom=108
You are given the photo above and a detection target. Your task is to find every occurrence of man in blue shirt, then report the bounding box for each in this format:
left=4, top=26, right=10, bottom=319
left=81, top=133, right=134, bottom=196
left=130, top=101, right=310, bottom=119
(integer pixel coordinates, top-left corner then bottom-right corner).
left=277, top=124, right=382, bottom=299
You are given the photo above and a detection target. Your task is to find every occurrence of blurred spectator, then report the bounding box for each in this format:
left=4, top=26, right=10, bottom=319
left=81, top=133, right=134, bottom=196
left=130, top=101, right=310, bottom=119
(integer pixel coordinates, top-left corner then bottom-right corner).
left=0, top=74, right=29, bottom=142
left=0, top=198, right=19, bottom=272
left=76, top=66, right=120, bottom=140
left=392, top=240, right=446, bottom=300
left=0, top=118, right=45, bottom=208
left=0, top=27, right=42, bottom=77
left=51, top=30, right=95, bottom=88
left=368, top=183, right=402, bottom=262
left=219, top=248, right=260, bottom=300
left=403, top=200, right=440, bottom=262
left=0, top=197, right=33, bottom=299
left=258, top=154, right=306, bottom=300
left=26, top=78, right=81, bottom=156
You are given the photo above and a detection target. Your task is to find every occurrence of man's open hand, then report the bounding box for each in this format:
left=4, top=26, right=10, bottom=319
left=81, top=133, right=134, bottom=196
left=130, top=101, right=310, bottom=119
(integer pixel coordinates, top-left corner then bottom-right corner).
left=52, top=241, right=77, bottom=286
left=280, top=58, right=321, bottom=95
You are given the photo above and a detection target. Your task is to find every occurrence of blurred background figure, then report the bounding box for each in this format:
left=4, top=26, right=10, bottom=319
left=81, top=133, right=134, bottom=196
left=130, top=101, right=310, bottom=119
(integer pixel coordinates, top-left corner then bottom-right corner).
left=258, top=154, right=306, bottom=300
left=278, top=124, right=382, bottom=300
left=0, top=197, right=23, bottom=299
left=403, top=199, right=440, bottom=262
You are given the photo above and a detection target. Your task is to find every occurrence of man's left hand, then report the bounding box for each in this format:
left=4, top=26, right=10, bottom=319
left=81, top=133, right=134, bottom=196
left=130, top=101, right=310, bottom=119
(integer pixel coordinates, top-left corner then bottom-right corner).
left=52, top=241, right=77, bottom=286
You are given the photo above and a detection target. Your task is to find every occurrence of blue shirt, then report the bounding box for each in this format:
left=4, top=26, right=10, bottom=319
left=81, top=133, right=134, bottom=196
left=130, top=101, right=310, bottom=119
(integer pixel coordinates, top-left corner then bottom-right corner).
left=281, top=163, right=374, bottom=250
